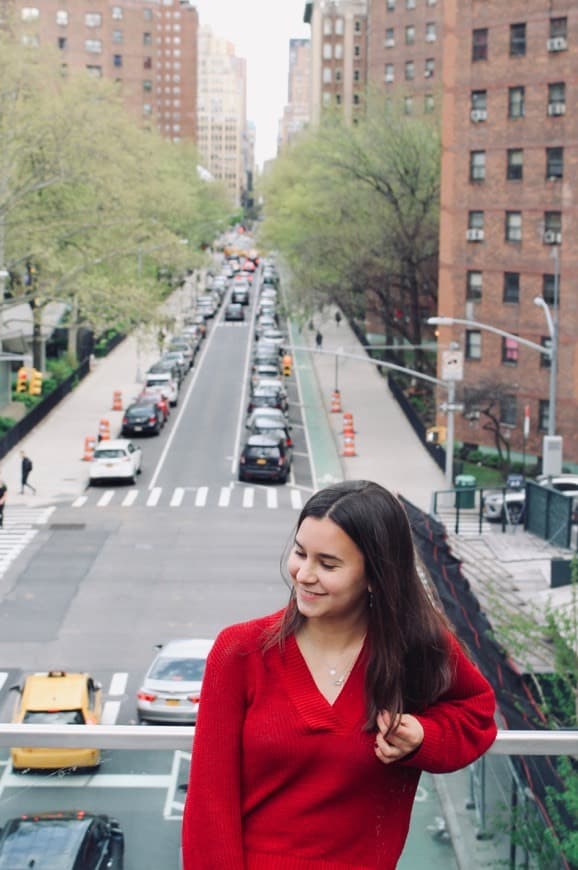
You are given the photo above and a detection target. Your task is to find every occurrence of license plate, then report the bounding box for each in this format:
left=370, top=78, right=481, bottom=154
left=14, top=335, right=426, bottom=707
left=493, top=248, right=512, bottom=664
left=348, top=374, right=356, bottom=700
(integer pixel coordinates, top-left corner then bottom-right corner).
left=133, top=426, right=143, bottom=431
left=165, top=699, right=180, bottom=706
left=256, top=458, right=267, bottom=465
left=105, top=463, right=114, bottom=468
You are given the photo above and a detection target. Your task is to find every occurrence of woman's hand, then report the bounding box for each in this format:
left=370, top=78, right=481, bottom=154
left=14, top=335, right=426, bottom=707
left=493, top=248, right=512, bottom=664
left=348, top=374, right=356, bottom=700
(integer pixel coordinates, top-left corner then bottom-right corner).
left=374, top=710, right=424, bottom=765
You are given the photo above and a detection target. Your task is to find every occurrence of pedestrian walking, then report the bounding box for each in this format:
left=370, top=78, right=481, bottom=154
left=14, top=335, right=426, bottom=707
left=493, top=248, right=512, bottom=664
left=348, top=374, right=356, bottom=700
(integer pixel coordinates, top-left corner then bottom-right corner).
left=20, top=450, right=36, bottom=495
left=315, top=329, right=323, bottom=349
left=0, top=476, right=7, bottom=528
left=182, top=480, right=497, bottom=869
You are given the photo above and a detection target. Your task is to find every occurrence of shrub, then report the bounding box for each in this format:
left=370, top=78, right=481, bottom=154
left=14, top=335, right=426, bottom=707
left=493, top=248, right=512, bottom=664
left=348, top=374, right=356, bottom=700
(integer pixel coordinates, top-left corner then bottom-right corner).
left=0, top=417, right=15, bottom=436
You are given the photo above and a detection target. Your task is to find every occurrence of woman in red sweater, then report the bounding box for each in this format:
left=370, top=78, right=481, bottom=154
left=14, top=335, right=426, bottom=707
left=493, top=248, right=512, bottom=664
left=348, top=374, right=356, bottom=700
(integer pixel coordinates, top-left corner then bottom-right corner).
left=182, top=480, right=497, bottom=869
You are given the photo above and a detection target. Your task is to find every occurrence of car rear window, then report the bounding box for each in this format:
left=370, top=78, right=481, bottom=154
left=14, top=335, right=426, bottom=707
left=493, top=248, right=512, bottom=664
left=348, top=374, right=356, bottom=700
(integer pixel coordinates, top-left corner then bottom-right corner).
left=127, top=405, right=153, bottom=416
left=93, top=449, right=125, bottom=460
left=149, top=658, right=206, bottom=681
left=0, top=819, right=87, bottom=870
left=246, top=446, right=280, bottom=460
left=23, top=709, right=85, bottom=725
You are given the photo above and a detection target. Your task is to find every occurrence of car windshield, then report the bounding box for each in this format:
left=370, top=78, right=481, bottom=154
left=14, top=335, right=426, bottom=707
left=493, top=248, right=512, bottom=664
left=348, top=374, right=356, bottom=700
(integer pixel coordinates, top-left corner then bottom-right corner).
left=94, top=449, right=125, bottom=460
left=128, top=406, right=153, bottom=415
left=0, top=819, right=87, bottom=869
left=149, top=657, right=206, bottom=682
left=22, top=709, right=86, bottom=725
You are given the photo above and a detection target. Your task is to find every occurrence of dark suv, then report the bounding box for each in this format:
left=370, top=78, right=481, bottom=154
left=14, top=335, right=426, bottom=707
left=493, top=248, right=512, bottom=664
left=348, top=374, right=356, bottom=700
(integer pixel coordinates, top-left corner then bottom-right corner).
left=0, top=811, right=124, bottom=869
left=121, top=401, right=163, bottom=436
left=238, top=434, right=291, bottom=483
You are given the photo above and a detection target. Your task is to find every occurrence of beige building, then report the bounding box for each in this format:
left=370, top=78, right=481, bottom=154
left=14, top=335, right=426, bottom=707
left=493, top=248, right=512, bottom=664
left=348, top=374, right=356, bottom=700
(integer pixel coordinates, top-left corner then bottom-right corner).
left=13, top=0, right=198, bottom=142
left=197, top=26, right=248, bottom=208
left=278, top=38, right=312, bottom=151
left=304, top=0, right=368, bottom=123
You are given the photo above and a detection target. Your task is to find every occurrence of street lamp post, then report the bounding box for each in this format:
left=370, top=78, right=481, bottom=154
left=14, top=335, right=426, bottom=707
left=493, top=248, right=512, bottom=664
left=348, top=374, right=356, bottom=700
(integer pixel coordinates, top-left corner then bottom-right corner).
left=533, top=245, right=559, bottom=437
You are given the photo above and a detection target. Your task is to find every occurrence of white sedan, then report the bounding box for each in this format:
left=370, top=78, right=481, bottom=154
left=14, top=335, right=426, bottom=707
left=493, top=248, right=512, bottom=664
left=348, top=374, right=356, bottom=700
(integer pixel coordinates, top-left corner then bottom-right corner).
left=89, top=439, right=142, bottom=485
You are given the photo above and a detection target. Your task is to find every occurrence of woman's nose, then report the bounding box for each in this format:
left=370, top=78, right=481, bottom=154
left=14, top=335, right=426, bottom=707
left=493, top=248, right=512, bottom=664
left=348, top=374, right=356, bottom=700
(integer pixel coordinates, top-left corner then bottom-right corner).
left=296, top=560, right=315, bottom=583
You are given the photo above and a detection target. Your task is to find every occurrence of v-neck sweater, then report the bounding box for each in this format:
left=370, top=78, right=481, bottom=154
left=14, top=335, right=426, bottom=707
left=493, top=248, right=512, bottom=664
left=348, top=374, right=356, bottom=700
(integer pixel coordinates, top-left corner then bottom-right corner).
left=182, top=610, right=496, bottom=870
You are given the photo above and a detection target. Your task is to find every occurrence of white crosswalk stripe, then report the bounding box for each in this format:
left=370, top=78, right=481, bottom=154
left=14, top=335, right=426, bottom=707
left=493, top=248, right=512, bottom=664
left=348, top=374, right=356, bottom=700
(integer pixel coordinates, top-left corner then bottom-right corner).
left=243, top=487, right=254, bottom=508
left=97, top=490, right=115, bottom=508
left=0, top=506, right=55, bottom=578
left=266, top=488, right=278, bottom=509
left=218, top=487, right=231, bottom=507
left=107, top=672, right=129, bottom=697
left=147, top=487, right=162, bottom=507
left=194, top=487, right=208, bottom=507
left=70, top=486, right=307, bottom=512
left=122, top=490, right=139, bottom=507
left=170, top=487, right=185, bottom=507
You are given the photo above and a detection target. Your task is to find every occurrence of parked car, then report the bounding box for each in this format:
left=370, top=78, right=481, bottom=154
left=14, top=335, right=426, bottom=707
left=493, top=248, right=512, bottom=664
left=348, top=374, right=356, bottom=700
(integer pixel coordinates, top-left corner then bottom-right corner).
left=137, top=638, right=214, bottom=724
left=0, top=811, right=124, bottom=870
left=168, top=339, right=195, bottom=368
left=251, top=363, right=282, bottom=387
left=121, top=400, right=163, bottom=437
left=161, top=351, right=188, bottom=382
left=183, top=313, right=207, bottom=337
left=149, top=359, right=183, bottom=387
left=145, top=371, right=178, bottom=406
left=238, top=434, right=292, bottom=483
left=89, top=439, right=142, bottom=485
left=247, top=383, right=289, bottom=415
left=138, top=386, right=170, bottom=422
left=255, top=316, right=277, bottom=339
left=258, top=299, right=277, bottom=318
left=253, top=341, right=282, bottom=365
left=10, top=670, right=103, bottom=771
left=259, top=329, right=285, bottom=353
left=196, top=296, right=217, bottom=318
left=249, top=416, right=293, bottom=449
left=250, top=378, right=288, bottom=401
left=246, top=407, right=290, bottom=430
left=483, top=473, right=578, bottom=522
left=231, top=285, right=250, bottom=306
left=225, top=302, right=245, bottom=321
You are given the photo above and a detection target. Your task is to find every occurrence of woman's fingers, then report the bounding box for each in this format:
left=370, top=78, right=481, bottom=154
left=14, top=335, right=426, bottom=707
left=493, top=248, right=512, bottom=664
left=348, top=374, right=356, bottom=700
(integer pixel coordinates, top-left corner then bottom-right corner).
left=374, top=711, right=424, bottom=765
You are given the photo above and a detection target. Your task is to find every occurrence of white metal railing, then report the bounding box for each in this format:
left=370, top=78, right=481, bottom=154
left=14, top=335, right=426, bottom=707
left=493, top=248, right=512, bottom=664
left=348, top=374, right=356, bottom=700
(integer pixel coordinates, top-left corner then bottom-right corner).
left=0, top=726, right=576, bottom=755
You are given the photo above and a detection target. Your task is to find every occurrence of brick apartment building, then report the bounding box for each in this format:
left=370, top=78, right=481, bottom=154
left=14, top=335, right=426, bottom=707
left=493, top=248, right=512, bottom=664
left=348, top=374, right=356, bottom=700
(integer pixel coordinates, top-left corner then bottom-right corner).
left=304, top=0, right=368, bottom=123
left=278, top=38, right=312, bottom=152
left=437, top=0, right=578, bottom=466
left=367, top=0, right=443, bottom=116
left=13, top=0, right=198, bottom=142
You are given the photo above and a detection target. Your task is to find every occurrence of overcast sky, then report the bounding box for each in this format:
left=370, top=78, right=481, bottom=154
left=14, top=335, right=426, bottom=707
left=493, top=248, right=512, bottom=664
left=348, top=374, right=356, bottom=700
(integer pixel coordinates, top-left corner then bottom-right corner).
left=193, top=0, right=309, bottom=167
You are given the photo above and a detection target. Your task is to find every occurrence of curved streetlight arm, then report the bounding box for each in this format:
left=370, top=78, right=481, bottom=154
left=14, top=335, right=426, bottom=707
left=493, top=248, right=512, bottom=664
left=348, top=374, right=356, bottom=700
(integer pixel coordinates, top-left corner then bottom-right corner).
left=533, top=297, right=554, bottom=338
left=428, top=316, right=551, bottom=358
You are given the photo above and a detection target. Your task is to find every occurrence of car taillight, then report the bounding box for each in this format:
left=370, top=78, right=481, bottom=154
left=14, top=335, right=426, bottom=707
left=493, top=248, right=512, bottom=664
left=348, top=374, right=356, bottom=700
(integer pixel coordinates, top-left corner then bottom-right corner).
left=122, top=417, right=128, bottom=425
left=188, top=694, right=201, bottom=704
left=149, top=416, right=157, bottom=423
left=137, top=691, right=157, bottom=702
left=286, top=437, right=293, bottom=447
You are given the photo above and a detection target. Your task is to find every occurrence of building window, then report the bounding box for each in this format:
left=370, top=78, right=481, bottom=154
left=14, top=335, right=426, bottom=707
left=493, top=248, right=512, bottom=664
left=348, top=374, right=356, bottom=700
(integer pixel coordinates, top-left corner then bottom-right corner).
left=502, top=337, right=519, bottom=365
left=546, top=147, right=564, bottom=179
left=385, top=63, right=394, bottom=83
left=323, top=18, right=333, bottom=36
left=85, top=40, right=102, bottom=53
left=144, top=57, right=152, bottom=69
left=538, top=400, right=550, bottom=432
left=541, top=337, right=552, bottom=368
left=466, top=270, right=482, bottom=301
left=466, top=331, right=481, bottom=360
left=354, top=20, right=362, bottom=33
left=404, top=96, right=413, bottom=115
left=143, top=103, right=152, bottom=116
left=505, top=211, right=522, bottom=242
left=385, top=28, right=394, bottom=47
left=386, top=0, right=395, bottom=8
left=510, top=23, right=526, bottom=56
left=322, top=92, right=331, bottom=108
left=543, top=274, right=559, bottom=306
left=550, top=17, right=567, bottom=39
left=21, top=7, right=40, bottom=20
left=323, top=43, right=332, bottom=60
left=112, top=6, right=123, bottom=20
left=406, top=0, right=416, bottom=7
left=503, top=272, right=520, bottom=303
left=143, top=80, right=153, bottom=92
left=143, top=32, right=153, bottom=46
left=472, top=28, right=488, bottom=61
left=113, top=30, right=123, bottom=43
left=58, top=36, right=67, bottom=49
left=56, top=10, right=68, bottom=26
left=544, top=211, right=562, bottom=234
left=323, top=67, right=332, bottom=84
left=144, top=9, right=153, bottom=21
left=336, top=94, right=342, bottom=106
left=424, top=94, right=435, bottom=113
left=547, top=82, right=566, bottom=116
left=335, top=18, right=344, bottom=35
left=113, top=54, right=122, bottom=68
left=335, top=69, right=342, bottom=82
left=405, top=61, right=414, bottom=81
left=354, top=44, right=361, bottom=58
left=353, top=94, right=360, bottom=106
left=508, top=86, right=525, bottom=118
left=468, top=210, right=484, bottom=230
left=425, top=57, right=435, bottom=78
left=405, top=25, right=415, bottom=45
left=506, top=149, right=523, bottom=180
left=335, top=43, right=343, bottom=59
left=85, top=13, right=102, bottom=27
left=425, top=22, right=436, bottom=42
left=353, top=69, right=360, bottom=82
left=500, top=395, right=518, bottom=425
left=470, top=151, right=486, bottom=181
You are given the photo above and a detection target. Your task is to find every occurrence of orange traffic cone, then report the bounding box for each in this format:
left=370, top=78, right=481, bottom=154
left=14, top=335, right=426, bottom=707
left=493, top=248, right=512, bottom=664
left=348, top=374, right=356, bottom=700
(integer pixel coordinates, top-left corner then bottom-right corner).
left=82, top=436, right=96, bottom=461
left=342, top=412, right=355, bottom=435
left=99, top=418, right=111, bottom=441
left=342, top=432, right=357, bottom=457
left=330, top=390, right=342, bottom=413
left=112, top=390, right=123, bottom=411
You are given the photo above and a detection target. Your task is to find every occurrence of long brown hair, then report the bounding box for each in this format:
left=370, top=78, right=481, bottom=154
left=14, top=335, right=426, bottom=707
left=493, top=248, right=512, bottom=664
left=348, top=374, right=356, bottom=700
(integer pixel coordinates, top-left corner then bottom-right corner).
left=267, top=480, right=453, bottom=732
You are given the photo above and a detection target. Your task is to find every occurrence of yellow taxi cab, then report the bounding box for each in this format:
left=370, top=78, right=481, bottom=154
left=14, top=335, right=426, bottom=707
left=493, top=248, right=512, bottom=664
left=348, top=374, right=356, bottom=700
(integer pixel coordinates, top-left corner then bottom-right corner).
left=11, top=670, right=102, bottom=772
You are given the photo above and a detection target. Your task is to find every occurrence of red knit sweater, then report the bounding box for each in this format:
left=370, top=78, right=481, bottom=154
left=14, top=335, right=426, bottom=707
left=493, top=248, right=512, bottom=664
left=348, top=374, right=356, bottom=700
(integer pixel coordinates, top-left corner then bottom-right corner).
left=182, top=611, right=496, bottom=869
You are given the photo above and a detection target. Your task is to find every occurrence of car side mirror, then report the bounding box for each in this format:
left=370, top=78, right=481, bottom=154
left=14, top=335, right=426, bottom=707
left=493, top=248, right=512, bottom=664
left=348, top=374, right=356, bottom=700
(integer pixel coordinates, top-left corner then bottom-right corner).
left=10, top=684, right=22, bottom=693
left=154, top=643, right=163, bottom=650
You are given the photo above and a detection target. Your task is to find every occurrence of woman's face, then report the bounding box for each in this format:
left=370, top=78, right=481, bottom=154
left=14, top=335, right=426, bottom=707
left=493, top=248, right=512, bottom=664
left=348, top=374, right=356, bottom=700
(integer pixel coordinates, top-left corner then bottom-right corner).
left=287, top=516, right=369, bottom=621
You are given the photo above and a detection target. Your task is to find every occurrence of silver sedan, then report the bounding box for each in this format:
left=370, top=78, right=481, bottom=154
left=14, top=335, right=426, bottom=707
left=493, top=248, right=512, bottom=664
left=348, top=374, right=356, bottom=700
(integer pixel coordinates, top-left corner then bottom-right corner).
left=136, top=638, right=213, bottom=724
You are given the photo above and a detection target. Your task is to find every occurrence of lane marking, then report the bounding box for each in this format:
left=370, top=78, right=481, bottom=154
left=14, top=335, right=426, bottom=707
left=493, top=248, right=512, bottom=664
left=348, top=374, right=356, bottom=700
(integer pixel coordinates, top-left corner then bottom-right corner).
left=290, top=489, right=303, bottom=510
left=107, top=673, right=128, bottom=697
left=97, top=491, right=115, bottom=508
left=195, top=487, right=208, bottom=507
left=101, top=700, right=121, bottom=725
left=147, top=487, right=162, bottom=507
left=170, top=488, right=185, bottom=507
left=122, top=490, right=139, bottom=507
left=37, top=507, right=56, bottom=525
left=230, top=271, right=261, bottom=475
left=72, top=496, right=88, bottom=508
left=218, top=487, right=231, bottom=508
left=267, top=489, right=278, bottom=509
left=0, top=673, right=8, bottom=692
left=289, top=320, right=318, bottom=492
left=242, top=487, right=254, bottom=508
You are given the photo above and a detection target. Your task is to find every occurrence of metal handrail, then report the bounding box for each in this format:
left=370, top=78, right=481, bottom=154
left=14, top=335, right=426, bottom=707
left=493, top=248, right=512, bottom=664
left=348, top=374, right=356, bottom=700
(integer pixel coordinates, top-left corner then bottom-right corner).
left=0, top=725, right=575, bottom=755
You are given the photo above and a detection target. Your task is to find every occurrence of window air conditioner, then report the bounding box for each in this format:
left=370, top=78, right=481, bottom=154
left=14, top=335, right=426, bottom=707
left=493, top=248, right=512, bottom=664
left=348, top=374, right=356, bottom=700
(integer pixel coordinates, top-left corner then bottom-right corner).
left=466, top=228, right=484, bottom=242
left=547, top=36, right=567, bottom=52
left=543, top=230, right=562, bottom=244
left=470, top=109, right=487, bottom=122
left=385, top=38, right=395, bottom=47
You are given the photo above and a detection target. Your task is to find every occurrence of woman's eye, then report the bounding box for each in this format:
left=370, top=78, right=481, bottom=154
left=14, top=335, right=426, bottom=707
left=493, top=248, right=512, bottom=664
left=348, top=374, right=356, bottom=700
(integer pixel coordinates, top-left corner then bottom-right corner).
left=320, top=562, right=336, bottom=570
left=294, top=549, right=305, bottom=558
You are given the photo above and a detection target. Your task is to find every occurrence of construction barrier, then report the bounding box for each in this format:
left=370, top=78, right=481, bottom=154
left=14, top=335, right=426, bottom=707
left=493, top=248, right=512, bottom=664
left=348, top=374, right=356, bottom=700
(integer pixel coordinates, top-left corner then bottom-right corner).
left=82, top=436, right=96, bottom=461
left=330, top=390, right=342, bottom=413
left=112, top=390, right=123, bottom=411
left=98, top=418, right=111, bottom=441
left=342, top=431, right=357, bottom=457
left=342, top=412, right=355, bottom=434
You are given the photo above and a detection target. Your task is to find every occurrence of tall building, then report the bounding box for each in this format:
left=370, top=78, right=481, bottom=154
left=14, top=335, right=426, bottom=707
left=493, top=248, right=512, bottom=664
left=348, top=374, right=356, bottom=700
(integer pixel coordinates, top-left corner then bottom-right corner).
left=278, top=38, right=312, bottom=151
left=13, top=0, right=198, bottom=142
left=437, top=0, right=578, bottom=464
left=367, top=0, right=444, bottom=116
left=303, top=0, right=368, bottom=123
left=196, top=26, right=248, bottom=207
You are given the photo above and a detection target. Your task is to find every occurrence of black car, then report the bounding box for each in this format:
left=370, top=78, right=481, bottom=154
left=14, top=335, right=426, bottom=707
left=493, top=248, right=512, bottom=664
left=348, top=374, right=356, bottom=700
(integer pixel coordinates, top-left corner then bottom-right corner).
left=238, top=434, right=291, bottom=483
left=0, top=811, right=124, bottom=870
left=231, top=286, right=250, bottom=305
left=122, top=400, right=163, bottom=436
left=225, top=303, right=245, bottom=321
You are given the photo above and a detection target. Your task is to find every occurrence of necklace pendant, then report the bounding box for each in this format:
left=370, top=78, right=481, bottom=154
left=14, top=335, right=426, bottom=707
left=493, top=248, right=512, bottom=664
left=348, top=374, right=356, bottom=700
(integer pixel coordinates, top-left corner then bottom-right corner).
left=334, top=676, right=345, bottom=687
left=329, top=667, right=337, bottom=677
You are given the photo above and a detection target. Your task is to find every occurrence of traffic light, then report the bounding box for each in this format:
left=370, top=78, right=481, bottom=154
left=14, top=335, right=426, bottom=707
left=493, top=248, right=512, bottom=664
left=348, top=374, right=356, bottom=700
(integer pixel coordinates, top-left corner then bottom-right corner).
left=15, top=367, right=29, bottom=393
left=282, top=354, right=292, bottom=377
left=28, top=369, right=43, bottom=396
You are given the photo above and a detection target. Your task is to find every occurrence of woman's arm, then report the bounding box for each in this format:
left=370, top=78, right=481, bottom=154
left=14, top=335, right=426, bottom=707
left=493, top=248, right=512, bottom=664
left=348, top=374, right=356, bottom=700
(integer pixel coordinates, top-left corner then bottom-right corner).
left=182, top=628, right=249, bottom=869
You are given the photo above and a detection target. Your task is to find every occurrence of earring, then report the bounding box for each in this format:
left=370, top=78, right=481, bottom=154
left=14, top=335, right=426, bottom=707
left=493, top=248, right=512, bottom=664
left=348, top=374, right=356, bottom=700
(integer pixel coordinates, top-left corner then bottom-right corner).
left=368, top=589, right=374, bottom=609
